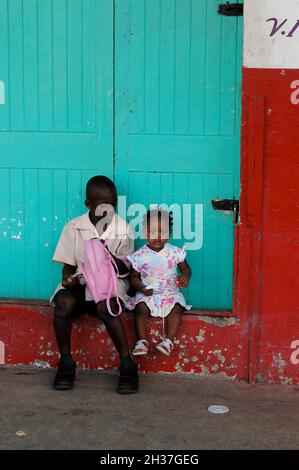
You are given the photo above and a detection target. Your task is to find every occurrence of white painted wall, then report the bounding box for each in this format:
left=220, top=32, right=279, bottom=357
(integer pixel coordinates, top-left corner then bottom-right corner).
left=244, top=0, right=299, bottom=69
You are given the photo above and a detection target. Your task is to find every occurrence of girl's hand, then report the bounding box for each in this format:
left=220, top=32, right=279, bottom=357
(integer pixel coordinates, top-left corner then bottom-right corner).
left=141, top=287, right=154, bottom=296
left=177, top=275, right=189, bottom=288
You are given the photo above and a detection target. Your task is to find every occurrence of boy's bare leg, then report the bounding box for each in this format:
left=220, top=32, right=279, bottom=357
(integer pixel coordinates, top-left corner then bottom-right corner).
left=134, top=302, right=150, bottom=340
left=96, top=298, right=130, bottom=357
left=53, top=291, right=77, bottom=390
left=166, top=304, right=183, bottom=341
left=96, top=298, right=139, bottom=394
left=53, top=292, right=76, bottom=354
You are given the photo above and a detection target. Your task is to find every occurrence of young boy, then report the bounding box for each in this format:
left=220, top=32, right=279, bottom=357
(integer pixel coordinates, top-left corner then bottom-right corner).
left=50, top=175, right=138, bottom=394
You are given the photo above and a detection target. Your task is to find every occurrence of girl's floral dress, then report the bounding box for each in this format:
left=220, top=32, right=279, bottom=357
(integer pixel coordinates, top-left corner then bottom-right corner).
left=126, top=243, right=191, bottom=318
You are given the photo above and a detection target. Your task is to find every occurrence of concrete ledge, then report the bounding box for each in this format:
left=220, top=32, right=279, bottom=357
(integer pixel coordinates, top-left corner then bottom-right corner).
left=0, top=302, right=240, bottom=377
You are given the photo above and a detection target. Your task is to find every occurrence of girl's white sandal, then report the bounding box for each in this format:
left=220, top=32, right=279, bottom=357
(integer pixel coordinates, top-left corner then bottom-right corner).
left=156, top=338, right=174, bottom=356
left=132, top=339, right=149, bottom=356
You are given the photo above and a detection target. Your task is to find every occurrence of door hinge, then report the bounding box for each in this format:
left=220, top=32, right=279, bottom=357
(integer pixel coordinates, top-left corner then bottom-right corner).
left=218, top=3, right=244, bottom=16
left=211, top=198, right=240, bottom=224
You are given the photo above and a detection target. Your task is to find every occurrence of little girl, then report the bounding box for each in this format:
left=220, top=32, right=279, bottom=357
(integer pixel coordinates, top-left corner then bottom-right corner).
left=126, top=209, right=192, bottom=356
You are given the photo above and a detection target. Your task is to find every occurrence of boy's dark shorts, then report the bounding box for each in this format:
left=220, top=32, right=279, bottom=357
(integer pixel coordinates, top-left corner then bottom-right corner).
left=52, top=284, right=126, bottom=319
left=52, top=284, right=98, bottom=318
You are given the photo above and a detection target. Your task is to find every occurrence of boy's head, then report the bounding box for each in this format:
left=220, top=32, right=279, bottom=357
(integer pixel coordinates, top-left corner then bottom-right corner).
left=143, top=209, right=173, bottom=252
left=85, top=176, right=117, bottom=224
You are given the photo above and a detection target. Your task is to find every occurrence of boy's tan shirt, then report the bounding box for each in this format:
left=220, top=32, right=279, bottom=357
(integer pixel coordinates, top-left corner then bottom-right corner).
left=50, top=211, right=134, bottom=305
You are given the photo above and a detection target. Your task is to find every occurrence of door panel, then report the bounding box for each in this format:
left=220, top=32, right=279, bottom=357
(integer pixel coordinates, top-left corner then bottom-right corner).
left=0, top=0, right=113, bottom=299
left=115, top=0, right=243, bottom=309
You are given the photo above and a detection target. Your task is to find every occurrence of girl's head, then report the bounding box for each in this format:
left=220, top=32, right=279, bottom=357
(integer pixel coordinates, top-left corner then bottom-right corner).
left=143, top=209, right=173, bottom=251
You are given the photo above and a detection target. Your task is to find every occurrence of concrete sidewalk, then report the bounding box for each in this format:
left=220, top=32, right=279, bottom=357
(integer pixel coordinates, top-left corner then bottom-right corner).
left=0, top=366, right=298, bottom=450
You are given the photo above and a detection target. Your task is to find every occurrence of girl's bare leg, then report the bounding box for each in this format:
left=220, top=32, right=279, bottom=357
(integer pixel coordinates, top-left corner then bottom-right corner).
left=166, top=304, right=183, bottom=341
left=135, top=302, right=151, bottom=340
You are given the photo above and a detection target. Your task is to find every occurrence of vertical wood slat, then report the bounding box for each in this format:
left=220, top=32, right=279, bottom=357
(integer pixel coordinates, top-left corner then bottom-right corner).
left=38, top=0, right=53, bottom=130
left=187, top=174, right=204, bottom=307
left=115, top=0, right=131, bottom=196
left=0, top=0, right=10, bottom=130
left=220, top=14, right=237, bottom=135
left=144, top=0, right=160, bottom=134
left=38, top=169, right=53, bottom=298
left=202, top=173, right=219, bottom=307
left=205, top=0, right=221, bottom=136
left=24, top=169, right=39, bottom=297
left=159, top=0, right=175, bottom=134
left=67, top=0, right=82, bottom=131
left=23, top=0, right=39, bottom=130
left=0, top=169, right=11, bottom=297
left=82, top=0, right=97, bottom=133
left=10, top=169, right=25, bottom=297
left=189, top=0, right=207, bottom=136
left=174, top=0, right=191, bottom=134
left=52, top=170, right=67, bottom=293
left=52, top=0, right=68, bottom=131
left=9, top=0, right=24, bottom=130
left=234, top=8, right=243, bottom=185
left=128, top=172, right=149, bottom=249
left=129, top=0, right=145, bottom=134
left=67, top=170, right=82, bottom=221
left=217, top=174, right=235, bottom=307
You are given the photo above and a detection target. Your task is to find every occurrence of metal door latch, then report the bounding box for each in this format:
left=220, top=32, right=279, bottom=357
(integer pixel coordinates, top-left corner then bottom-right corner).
left=218, top=3, right=244, bottom=16
left=211, top=198, right=240, bottom=224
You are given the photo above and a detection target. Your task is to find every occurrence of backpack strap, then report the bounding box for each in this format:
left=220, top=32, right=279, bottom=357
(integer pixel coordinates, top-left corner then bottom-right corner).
left=102, top=242, right=123, bottom=317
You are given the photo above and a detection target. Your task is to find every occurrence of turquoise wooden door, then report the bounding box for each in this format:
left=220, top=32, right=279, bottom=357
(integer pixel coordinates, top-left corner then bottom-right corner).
left=0, top=0, right=242, bottom=306
left=115, top=0, right=243, bottom=310
left=0, top=0, right=113, bottom=299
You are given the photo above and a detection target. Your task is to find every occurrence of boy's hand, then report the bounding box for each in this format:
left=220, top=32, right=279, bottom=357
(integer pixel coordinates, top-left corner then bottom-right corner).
left=141, top=287, right=153, bottom=296
left=62, top=275, right=80, bottom=288
left=177, top=275, right=189, bottom=288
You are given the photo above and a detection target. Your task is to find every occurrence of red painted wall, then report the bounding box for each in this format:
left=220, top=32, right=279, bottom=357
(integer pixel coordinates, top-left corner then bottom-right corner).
left=241, top=68, right=299, bottom=384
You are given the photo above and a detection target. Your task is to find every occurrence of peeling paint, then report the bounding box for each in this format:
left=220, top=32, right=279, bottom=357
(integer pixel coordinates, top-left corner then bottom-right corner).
left=195, top=329, right=206, bottom=343
left=271, top=352, right=287, bottom=375
left=213, top=350, right=226, bottom=363
left=11, top=232, right=22, bottom=240
left=32, top=360, right=51, bottom=369
left=198, top=316, right=237, bottom=327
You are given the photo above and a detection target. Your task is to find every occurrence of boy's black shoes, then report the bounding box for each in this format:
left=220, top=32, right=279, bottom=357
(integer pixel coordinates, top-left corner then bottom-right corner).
left=53, top=359, right=138, bottom=393
left=53, top=360, right=76, bottom=390
left=117, top=362, right=139, bottom=394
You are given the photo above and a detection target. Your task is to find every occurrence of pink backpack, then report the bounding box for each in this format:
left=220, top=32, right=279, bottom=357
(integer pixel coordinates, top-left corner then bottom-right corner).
left=81, top=238, right=123, bottom=316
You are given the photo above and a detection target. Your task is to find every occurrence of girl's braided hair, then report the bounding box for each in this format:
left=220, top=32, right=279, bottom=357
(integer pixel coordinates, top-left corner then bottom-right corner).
left=143, top=208, right=173, bottom=234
